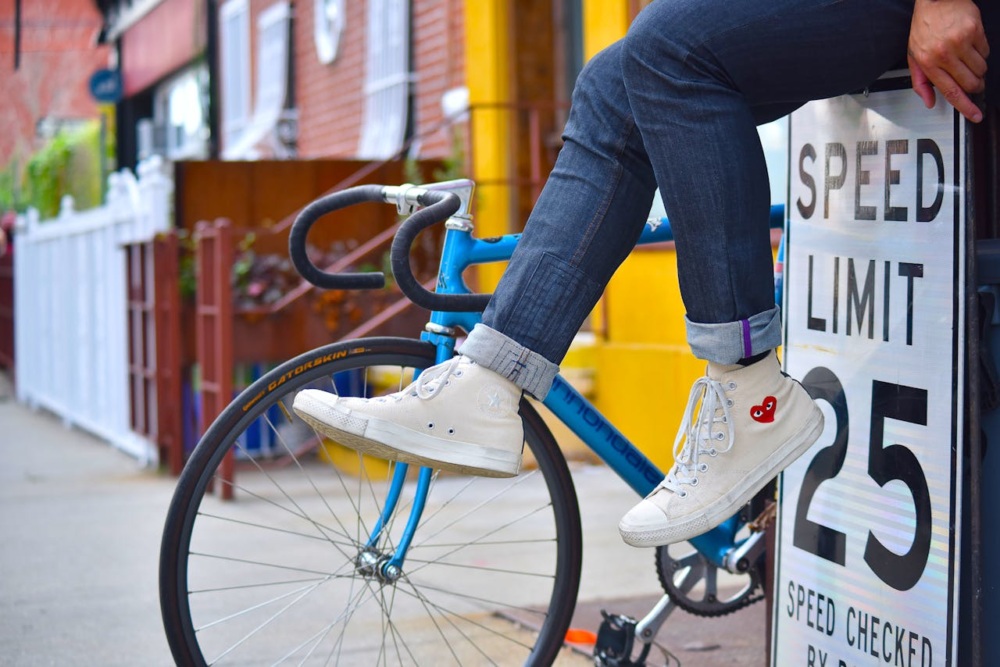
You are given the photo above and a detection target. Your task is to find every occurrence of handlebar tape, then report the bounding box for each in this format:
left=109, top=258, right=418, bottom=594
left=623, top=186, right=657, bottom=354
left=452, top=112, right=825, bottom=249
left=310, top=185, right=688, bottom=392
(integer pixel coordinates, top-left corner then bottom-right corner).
left=390, top=191, right=491, bottom=313
left=290, top=184, right=492, bottom=312
left=288, top=185, right=388, bottom=290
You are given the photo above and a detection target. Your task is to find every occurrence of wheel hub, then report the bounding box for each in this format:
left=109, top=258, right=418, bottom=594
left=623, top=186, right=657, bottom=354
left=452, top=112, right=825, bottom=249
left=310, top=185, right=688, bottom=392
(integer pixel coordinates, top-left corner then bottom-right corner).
left=355, top=549, right=402, bottom=583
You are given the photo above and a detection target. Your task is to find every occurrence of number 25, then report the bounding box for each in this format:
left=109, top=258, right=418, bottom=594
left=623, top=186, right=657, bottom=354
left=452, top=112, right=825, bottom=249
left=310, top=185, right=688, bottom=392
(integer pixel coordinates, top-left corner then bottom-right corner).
left=792, top=367, right=932, bottom=591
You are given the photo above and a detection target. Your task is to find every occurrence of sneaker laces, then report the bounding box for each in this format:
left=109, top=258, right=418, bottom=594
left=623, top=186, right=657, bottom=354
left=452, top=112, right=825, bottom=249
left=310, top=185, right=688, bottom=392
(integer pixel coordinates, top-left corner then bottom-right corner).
left=659, top=376, right=734, bottom=497
left=378, top=356, right=466, bottom=402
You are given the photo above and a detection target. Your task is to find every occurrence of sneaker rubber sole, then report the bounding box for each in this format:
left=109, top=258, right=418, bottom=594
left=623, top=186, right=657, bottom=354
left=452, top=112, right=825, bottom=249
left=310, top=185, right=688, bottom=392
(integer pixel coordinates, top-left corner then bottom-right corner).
left=293, top=392, right=522, bottom=478
left=619, top=406, right=824, bottom=547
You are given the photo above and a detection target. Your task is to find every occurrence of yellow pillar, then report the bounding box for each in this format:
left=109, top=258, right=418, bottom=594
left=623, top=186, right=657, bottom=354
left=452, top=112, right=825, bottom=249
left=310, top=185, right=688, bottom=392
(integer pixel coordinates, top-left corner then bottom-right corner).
left=464, top=0, right=512, bottom=291
left=582, top=0, right=629, bottom=60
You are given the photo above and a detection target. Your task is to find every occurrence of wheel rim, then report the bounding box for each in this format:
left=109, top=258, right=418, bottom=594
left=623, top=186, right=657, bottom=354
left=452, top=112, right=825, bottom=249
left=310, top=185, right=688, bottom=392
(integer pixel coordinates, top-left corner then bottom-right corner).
left=161, top=341, right=580, bottom=666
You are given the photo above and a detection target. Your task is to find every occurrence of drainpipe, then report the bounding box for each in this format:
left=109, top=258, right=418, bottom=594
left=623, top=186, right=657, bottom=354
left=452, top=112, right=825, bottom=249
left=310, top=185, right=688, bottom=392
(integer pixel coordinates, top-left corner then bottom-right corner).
left=205, top=0, right=221, bottom=159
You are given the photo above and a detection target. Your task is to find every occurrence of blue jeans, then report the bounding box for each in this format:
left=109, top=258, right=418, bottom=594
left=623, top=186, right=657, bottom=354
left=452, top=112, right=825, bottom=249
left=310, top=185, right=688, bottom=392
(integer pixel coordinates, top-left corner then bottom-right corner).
left=461, top=0, right=914, bottom=399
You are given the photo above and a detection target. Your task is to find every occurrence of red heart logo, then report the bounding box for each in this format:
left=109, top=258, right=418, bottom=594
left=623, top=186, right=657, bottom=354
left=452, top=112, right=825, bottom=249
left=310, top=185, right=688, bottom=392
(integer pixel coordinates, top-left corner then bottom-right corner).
left=750, top=396, right=777, bottom=423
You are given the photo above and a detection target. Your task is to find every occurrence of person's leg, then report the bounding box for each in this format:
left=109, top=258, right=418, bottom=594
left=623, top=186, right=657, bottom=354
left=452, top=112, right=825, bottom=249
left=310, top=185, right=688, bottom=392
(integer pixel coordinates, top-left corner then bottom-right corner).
left=617, top=0, right=914, bottom=546
left=460, top=42, right=657, bottom=399
left=466, top=0, right=914, bottom=394
left=620, top=0, right=912, bottom=363
left=296, top=0, right=916, bottom=538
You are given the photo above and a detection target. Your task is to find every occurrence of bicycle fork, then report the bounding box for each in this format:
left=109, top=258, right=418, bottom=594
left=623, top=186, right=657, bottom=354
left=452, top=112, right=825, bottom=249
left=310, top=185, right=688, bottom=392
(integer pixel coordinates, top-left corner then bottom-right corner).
left=354, top=462, right=434, bottom=582
left=352, top=328, right=460, bottom=582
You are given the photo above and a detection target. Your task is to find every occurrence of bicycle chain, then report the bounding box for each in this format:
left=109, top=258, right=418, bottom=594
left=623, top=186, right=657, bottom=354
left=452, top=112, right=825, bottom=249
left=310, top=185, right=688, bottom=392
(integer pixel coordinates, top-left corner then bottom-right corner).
left=653, top=501, right=775, bottom=618
left=748, top=500, right=777, bottom=533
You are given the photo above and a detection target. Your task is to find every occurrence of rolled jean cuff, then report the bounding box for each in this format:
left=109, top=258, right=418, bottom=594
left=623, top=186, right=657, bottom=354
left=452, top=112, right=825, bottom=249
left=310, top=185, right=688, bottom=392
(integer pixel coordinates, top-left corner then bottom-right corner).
left=459, top=324, right=560, bottom=399
left=685, top=306, right=782, bottom=365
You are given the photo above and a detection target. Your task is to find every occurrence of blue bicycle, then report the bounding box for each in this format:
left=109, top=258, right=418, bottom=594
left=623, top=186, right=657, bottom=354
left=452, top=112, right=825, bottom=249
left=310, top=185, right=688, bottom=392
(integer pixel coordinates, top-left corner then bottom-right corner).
left=159, top=180, right=784, bottom=666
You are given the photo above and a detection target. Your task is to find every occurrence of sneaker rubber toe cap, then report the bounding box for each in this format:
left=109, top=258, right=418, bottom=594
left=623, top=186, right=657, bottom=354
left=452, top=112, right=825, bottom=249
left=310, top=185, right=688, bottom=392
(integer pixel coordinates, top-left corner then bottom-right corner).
left=618, top=498, right=668, bottom=534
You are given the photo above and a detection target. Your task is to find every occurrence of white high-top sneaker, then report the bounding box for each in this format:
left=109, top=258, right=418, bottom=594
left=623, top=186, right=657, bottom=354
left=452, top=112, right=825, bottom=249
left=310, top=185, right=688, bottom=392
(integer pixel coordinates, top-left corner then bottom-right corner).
left=619, top=351, right=823, bottom=546
left=293, top=355, right=524, bottom=477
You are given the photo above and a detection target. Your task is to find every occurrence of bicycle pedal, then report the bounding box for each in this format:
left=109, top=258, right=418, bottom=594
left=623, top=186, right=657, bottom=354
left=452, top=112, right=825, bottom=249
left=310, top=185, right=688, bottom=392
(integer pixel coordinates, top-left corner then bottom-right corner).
left=594, top=610, right=648, bottom=667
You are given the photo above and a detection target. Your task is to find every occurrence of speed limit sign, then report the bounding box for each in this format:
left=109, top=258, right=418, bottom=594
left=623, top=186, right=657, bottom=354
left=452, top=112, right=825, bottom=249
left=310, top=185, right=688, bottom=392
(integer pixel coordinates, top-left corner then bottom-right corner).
left=773, top=78, right=967, bottom=667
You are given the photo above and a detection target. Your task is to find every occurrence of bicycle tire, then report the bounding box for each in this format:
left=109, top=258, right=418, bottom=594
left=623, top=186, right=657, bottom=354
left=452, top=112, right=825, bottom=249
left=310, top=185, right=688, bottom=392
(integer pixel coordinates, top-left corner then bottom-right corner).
left=159, top=337, right=583, bottom=666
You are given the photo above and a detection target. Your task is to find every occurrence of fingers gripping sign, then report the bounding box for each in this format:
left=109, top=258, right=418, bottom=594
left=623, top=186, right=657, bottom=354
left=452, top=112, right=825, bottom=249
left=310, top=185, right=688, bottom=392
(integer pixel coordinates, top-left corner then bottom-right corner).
left=908, top=0, right=990, bottom=123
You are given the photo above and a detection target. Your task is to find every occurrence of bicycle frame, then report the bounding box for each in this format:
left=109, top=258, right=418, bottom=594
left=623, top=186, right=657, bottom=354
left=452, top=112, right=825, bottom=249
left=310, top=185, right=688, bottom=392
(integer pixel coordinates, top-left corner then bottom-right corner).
left=365, top=193, right=787, bottom=577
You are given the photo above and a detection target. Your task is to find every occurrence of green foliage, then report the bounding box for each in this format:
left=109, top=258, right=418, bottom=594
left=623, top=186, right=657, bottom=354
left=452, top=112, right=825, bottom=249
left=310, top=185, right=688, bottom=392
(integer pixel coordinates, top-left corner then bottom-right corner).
left=174, top=228, right=198, bottom=301
left=231, top=231, right=258, bottom=289
left=402, top=157, right=425, bottom=186
left=432, top=129, right=467, bottom=182
left=402, top=130, right=469, bottom=187
left=0, top=164, right=19, bottom=212
left=5, top=120, right=108, bottom=219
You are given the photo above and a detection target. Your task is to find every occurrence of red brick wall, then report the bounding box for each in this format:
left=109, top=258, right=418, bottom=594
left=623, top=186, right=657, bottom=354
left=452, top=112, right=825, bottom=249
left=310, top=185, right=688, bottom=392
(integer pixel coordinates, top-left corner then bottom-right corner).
left=0, top=0, right=111, bottom=167
left=293, top=0, right=465, bottom=160
left=411, top=0, right=465, bottom=159
left=293, top=0, right=367, bottom=157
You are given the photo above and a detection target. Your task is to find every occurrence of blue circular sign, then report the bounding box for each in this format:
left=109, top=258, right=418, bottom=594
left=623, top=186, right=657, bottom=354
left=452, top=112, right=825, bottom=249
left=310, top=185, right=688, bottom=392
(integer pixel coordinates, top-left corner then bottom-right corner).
left=89, top=69, right=123, bottom=103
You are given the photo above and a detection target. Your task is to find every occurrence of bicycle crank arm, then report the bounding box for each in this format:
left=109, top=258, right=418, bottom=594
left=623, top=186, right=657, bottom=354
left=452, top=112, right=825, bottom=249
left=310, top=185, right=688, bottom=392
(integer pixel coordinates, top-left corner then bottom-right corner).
left=635, top=594, right=678, bottom=647
left=723, top=529, right=766, bottom=574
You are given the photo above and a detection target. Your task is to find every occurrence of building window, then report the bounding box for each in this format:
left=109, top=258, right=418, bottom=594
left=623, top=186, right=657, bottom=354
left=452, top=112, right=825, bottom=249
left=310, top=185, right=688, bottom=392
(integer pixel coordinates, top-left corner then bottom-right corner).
left=220, top=0, right=251, bottom=152
left=314, top=0, right=346, bottom=64
left=357, top=0, right=411, bottom=160
left=223, top=1, right=294, bottom=159
left=153, top=65, right=211, bottom=160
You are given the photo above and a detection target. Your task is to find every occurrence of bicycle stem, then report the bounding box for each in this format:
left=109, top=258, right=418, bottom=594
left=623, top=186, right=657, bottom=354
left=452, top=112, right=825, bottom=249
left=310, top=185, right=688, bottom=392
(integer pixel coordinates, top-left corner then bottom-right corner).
left=382, top=179, right=475, bottom=219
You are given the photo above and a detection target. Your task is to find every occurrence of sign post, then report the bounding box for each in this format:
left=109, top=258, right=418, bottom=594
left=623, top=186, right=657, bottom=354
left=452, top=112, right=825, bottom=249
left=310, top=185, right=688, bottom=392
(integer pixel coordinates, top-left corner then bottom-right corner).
left=773, top=78, right=968, bottom=667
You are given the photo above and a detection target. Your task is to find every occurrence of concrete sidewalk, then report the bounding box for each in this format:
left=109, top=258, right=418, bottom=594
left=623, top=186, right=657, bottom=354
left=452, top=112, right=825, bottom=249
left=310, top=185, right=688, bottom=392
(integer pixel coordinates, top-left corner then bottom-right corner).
left=0, top=372, right=176, bottom=666
left=0, top=370, right=765, bottom=666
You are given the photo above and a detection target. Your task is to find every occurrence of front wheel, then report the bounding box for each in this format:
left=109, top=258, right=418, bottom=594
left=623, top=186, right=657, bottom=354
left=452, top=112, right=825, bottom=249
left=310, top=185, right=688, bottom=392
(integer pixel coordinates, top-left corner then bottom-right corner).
left=159, top=337, right=583, bottom=666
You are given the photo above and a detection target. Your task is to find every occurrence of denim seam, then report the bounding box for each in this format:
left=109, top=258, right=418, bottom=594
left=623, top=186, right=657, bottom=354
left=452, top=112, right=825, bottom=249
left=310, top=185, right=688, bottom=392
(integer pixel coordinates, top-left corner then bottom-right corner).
left=569, top=116, right=639, bottom=268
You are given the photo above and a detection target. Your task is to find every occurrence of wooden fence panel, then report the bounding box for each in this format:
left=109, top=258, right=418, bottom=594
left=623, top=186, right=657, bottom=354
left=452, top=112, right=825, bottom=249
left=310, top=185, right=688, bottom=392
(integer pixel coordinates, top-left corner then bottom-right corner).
left=195, top=219, right=235, bottom=497
left=127, top=234, right=184, bottom=474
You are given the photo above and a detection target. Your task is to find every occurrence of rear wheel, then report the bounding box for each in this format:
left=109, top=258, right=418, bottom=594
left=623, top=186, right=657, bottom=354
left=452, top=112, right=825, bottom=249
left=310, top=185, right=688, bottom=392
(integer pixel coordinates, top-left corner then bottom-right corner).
left=159, top=337, right=583, bottom=666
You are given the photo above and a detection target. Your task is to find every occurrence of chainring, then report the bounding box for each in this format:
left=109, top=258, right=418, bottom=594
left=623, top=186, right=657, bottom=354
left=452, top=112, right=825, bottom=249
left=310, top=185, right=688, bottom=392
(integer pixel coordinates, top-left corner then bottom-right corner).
left=654, top=484, right=777, bottom=617
left=654, top=541, right=764, bottom=617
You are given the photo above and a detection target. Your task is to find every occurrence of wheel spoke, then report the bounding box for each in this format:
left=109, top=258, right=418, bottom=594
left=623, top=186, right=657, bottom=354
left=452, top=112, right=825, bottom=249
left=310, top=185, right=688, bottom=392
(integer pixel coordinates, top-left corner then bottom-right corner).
left=160, top=343, right=581, bottom=666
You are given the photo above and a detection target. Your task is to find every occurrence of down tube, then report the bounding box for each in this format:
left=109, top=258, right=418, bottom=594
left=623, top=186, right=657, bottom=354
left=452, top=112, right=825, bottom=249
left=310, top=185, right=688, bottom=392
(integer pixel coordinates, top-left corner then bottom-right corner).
left=542, top=375, right=662, bottom=496
left=542, top=374, right=739, bottom=565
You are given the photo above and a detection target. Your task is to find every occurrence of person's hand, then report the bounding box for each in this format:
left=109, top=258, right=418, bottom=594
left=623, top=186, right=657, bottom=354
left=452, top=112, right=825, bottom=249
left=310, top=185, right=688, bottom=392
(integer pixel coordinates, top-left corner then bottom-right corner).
left=908, top=0, right=989, bottom=123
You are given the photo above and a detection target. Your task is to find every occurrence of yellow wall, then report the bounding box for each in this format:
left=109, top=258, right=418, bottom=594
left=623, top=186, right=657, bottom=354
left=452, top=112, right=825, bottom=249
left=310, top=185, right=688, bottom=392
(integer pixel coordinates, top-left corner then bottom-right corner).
left=464, top=1, right=512, bottom=291
left=582, top=0, right=629, bottom=59
left=596, top=247, right=705, bottom=471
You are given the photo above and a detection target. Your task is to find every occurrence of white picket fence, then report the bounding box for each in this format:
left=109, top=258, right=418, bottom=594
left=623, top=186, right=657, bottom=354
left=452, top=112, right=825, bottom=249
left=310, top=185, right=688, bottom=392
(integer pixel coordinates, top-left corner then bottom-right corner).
left=14, top=157, right=173, bottom=465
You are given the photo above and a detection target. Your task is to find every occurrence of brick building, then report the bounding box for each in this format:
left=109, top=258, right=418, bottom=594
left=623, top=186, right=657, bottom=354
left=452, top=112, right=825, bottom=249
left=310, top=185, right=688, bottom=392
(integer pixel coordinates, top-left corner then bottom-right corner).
left=0, top=0, right=112, bottom=171
left=94, top=0, right=469, bottom=167
left=289, top=0, right=465, bottom=160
